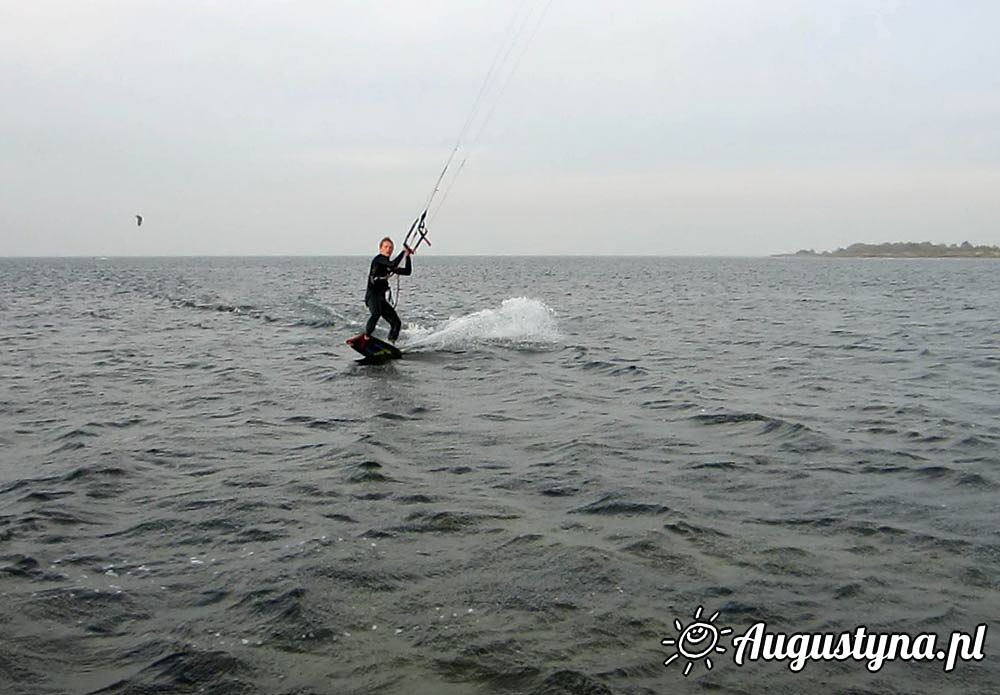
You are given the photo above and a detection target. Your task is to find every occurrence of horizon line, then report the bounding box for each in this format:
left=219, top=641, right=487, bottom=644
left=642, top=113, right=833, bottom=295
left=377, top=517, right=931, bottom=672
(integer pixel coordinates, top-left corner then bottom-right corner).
left=0, top=252, right=806, bottom=260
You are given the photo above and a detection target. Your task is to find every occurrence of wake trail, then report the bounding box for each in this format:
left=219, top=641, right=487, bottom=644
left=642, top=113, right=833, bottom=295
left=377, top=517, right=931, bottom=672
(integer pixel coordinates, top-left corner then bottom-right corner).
left=400, top=297, right=560, bottom=352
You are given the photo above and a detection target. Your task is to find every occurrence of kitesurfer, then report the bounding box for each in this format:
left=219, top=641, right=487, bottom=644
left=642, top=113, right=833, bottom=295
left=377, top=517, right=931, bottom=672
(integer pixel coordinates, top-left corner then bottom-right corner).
left=364, top=237, right=412, bottom=342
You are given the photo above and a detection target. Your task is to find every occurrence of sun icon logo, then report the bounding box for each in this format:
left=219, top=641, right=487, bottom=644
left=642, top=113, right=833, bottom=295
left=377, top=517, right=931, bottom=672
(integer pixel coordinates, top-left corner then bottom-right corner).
left=661, top=605, right=733, bottom=676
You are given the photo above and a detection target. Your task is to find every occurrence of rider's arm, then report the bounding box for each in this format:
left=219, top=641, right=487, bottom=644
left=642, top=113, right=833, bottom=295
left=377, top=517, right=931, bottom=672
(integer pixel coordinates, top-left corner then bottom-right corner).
left=389, top=250, right=412, bottom=276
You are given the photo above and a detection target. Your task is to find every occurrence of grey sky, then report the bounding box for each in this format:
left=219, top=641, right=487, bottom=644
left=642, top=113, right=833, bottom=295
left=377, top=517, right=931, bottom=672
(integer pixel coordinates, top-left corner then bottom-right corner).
left=2, top=0, right=998, bottom=256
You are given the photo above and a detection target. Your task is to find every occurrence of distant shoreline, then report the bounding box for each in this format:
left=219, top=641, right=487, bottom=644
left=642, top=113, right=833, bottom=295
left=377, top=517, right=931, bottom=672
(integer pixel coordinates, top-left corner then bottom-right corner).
left=774, top=241, right=1000, bottom=259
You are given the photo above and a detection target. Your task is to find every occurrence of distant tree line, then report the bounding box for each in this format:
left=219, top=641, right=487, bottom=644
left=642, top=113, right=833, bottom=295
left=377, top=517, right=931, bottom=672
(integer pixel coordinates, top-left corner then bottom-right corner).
left=782, top=241, right=1000, bottom=258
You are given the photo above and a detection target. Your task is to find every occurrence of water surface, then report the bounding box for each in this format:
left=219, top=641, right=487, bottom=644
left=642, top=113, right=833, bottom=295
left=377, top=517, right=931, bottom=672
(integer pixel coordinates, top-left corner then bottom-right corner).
left=1, top=256, right=997, bottom=693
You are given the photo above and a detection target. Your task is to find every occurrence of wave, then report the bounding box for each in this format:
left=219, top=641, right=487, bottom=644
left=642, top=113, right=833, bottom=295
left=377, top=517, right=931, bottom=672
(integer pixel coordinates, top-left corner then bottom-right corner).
left=170, top=298, right=278, bottom=323
left=400, top=297, right=560, bottom=352
left=688, top=410, right=834, bottom=453
left=168, top=295, right=351, bottom=329
left=290, top=300, right=343, bottom=329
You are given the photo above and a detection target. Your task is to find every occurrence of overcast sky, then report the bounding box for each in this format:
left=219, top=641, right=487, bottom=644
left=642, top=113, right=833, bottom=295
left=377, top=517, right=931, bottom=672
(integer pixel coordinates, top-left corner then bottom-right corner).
left=2, top=1, right=998, bottom=256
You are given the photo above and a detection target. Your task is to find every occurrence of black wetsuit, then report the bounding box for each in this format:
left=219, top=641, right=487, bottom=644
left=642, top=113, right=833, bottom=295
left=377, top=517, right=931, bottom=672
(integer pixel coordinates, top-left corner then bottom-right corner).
left=365, top=251, right=411, bottom=341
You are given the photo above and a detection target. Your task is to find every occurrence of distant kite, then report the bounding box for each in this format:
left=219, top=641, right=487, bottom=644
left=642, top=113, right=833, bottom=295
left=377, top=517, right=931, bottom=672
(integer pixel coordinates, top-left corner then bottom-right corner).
left=136, top=214, right=143, bottom=227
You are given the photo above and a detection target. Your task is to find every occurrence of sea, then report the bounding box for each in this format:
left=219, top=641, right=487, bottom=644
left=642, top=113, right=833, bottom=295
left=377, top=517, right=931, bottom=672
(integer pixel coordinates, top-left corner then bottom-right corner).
left=1, top=255, right=998, bottom=694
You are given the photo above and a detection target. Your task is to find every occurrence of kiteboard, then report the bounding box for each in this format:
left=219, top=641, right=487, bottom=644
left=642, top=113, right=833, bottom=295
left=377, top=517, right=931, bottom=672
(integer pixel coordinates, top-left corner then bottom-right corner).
left=346, top=333, right=402, bottom=365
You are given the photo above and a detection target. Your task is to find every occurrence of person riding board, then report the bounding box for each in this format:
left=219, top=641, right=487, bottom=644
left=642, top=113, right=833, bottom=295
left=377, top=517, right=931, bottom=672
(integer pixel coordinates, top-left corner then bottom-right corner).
left=365, top=237, right=412, bottom=342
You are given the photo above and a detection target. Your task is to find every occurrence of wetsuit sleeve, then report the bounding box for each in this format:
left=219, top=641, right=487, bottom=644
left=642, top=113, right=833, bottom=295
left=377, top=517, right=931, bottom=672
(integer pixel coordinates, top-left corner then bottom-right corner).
left=389, top=250, right=412, bottom=276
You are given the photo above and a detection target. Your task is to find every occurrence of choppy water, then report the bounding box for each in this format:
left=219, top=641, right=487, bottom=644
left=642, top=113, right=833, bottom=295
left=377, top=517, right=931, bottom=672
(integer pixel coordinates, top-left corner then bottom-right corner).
left=1, top=256, right=998, bottom=694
